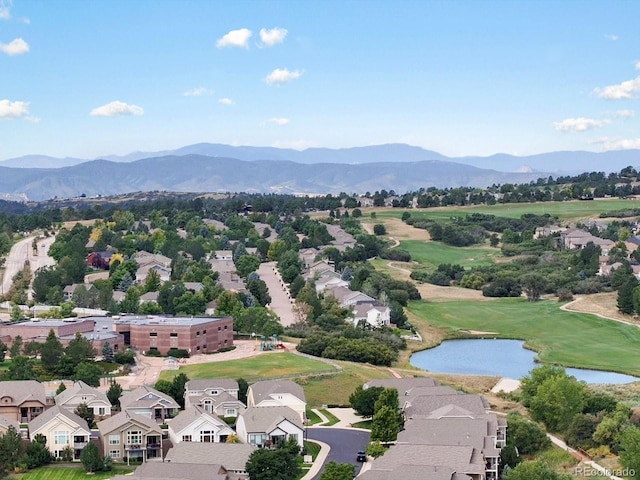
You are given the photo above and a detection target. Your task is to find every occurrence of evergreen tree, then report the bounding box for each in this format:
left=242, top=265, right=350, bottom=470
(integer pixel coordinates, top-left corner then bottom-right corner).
left=107, top=380, right=123, bottom=408
left=41, top=329, right=64, bottom=372
left=617, top=277, right=638, bottom=314
left=80, top=442, right=103, bottom=473
left=102, top=341, right=114, bottom=363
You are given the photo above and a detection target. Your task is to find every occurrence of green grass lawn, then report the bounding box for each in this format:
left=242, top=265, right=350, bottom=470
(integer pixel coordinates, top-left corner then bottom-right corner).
left=408, top=298, right=640, bottom=376
left=306, top=408, right=323, bottom=425
left=399, top=239, right=498, bottom=269
left=0, top=359, right=11, bottom=372
left=13, top=467, right=132, bottom=480
left=158, top=352, right=337, bottom=383
left=375, top=198, right=640, bottom=222
left=318, top=409, right=340, bottom=426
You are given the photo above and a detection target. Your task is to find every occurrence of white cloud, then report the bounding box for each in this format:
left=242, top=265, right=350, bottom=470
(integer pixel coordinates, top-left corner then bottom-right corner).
left=592, top=137, right=640, bottom=151
left=259, top=27, right=288, bottom=47
left=0, top=37, right=29, bottom=55
left=553, top=117, right=610, bottom=132
left=183, top=87, right=211, bottom=97
left=615, top=110, right=635, bottom=118
left=605, top=34, right=619, bottom=41
left=594, top=76, right=640, bottom=100
left=263, top=117, right=290, bottom=126
left=264, top=68, right=303, bottom=85
left=218, top=98, right=234, bottom=106
left=0, top=0, right=12, bottom=20
left=216, top=28, right=252, bottom=49
left=636, top=61, right=640, bottom=71
left=90, top=101, right=144, bottom=117
left=0, top=99, right=29, bottom=118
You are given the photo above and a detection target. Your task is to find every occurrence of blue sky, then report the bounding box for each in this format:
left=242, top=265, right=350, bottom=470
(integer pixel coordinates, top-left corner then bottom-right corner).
left=1, top=0, right=639, bottom=161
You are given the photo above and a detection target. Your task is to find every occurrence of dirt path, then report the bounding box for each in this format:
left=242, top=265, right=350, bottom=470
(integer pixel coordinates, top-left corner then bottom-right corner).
left=561, top=292, right=640, bottom=328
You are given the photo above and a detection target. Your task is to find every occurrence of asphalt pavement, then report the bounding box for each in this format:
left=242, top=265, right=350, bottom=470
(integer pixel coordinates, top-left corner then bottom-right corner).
left=307, top=427, right=370, bottom=479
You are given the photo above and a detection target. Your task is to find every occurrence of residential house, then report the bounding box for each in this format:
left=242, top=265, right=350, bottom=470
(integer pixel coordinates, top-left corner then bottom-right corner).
left=134, top=251, right=172, bottom=269
left=325, top=285, right=375, bottom=308
left=403, top=394, right=490, bottom=420
left=0, top=380, right=48, bottom=422
left=214, top=250, right=233, bottom=261
left=246, top=380, right=306, bottom=422
left=119, top=385, right=180, bottom=421
left=86, top=251, right=112, bottom=270
left=164, top=442, right=256, bottom=477
left=109, top=462, right=245, bottom=480
left=184, top=282, right=204, bottom=293
left=136, top=263, right=172, bottom=285
left=217, top=272, right=247, bottom=294
left=28, top=405, right=90, bottom=461
left=358, top=463, right=475, bottom=480
left=350, top=302, right=391, bottom=329
left=184, top=379, right=245, bottom=418
left=364, top=377, right=440, bottom=391
left=167, top=406, right=235, bottom=444
left=63, top=283, right=94, bottom=302
left=97, top=410, right=163, bottom=463
left=139, top=291, right=160, bottom=304
left=235, top=406, right=304, bottom=448
left=0, top=415, right=19, bottom=435
left=55, top=380, right=112, bottom=418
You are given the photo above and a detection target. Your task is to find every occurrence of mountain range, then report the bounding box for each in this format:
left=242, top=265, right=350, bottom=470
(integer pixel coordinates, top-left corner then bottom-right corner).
left=1, top=143, right=639, bottom=201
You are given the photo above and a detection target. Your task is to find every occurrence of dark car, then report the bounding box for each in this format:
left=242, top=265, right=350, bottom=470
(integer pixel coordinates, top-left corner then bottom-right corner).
left=357, top=451, right=367, bottom=462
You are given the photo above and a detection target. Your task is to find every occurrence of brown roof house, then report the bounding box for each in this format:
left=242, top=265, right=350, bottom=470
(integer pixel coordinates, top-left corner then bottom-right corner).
left=119, top=385, right=180, bottom=422
left=97, top=410, right=163, bottom=463
left=55, top=380, right=112, bottom=418
left=109, top=461, right=246, bottom=480
left=0, top=380, right=49, bottom=422
left=28, top=405, right=90, bottom=461
left=164, top=442, right=255, bottom=477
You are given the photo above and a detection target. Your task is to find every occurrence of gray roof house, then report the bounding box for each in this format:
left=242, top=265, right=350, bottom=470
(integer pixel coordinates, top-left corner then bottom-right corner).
left=167, top=405, right=235, bottom=444
left=109, top=462, right=245, bottom=480
left=164, top=442, right=256, bottom=476
left=236, top=406, right=304, bottom=449
left=28, top=405, right=91, bottom=461
left=184, top=379, right=245, bottom=418
left=247, top=380, right=306, bottom=422
left=403, top=394, right=490, bottom=420
left=364, top=377, right=440, bottom=391
left=55, top=380, right=112, bottom=417
left=119, top=385, right=180, bottom=421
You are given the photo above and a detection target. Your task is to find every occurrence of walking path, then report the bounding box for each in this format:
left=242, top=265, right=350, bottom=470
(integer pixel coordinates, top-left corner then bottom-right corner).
left=300, top=439, right=330, bottom=480
left=546, top=432, right=624, bottom=480
left=257, top=261, right=297, bottom=326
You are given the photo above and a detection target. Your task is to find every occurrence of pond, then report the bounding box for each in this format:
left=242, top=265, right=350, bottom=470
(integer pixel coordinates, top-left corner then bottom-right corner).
left=410, top=339, right=638, bottom=384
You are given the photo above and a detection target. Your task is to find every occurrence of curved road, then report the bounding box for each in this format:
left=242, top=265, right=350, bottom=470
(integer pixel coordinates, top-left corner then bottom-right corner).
left=307, top=427, right=370, bottom=479
left=1, top=234, right=56, bottom=298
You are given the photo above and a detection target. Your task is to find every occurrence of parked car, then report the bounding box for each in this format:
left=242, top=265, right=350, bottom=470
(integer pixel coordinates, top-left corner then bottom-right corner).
left=357, top=451, right=367, bottom=462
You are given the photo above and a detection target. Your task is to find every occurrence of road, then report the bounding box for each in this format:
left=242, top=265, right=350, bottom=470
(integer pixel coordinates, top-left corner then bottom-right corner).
left=257, top=260, right=297, bottom=326
left=307, top=427, right=370, bottom=479
left=1, top=234, right=56, bottom=299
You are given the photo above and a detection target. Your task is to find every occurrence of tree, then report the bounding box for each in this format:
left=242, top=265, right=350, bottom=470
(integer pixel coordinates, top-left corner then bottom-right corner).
left=529, top=374, right=587, bottom=432
left=10, top=304, right=23, bottom=322
left=66, top=332, right=96, bottom=366
left=102, top=341, right=114, bottom=362
left=245, top=447, right=301, bottom=480
left=0, top=340, right=6, bottom=362
left=144, top=268, right=162, bottom=292
left=9, top=335, right=23, bottom=358
left=171, top=372, right=189, bottom=409
left=25, top=434, right=54, bottom=468
left=503, top=460, right=572, bottom=480
left=505, top=413, right=551, bottom=455
left=521, top=273, right=546, bottom=302
left=41, top=329, right=64, bottom=372
left=370, top=404, right=400, bottom=442
left=319, top=462, right=355, bottom=480
left=618, top=277, right=638, bottom=314
left=373, top=224, right=386, bottom=235
left=74, top=402, right=96, bottom=428
left=620, top=426, right=640, bottom=473
left=74, top=362, right=102, bottom=388
left=349, top=385, right=385, bottom=418
left=0, top=426, right=25, bottom=472
left=56, top=382, right=67, bottom=395
left=237, top=378, right=249, bottom=405
left=520, top=365, right=566, bottom=407
left=107, top=380, right=123, bottom=408
left=80, top=442, right=103, bottom=473
left=6, top=355, right=36, bottom=380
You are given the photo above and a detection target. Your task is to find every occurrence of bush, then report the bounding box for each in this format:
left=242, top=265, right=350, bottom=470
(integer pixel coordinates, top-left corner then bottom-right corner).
left=557, top=288, right=574, bottom=302
left=144, top=349, right=162, bottom=357
left=373, top=224, right=386, bottom=235
left=168, top=348, right=190, bottom=358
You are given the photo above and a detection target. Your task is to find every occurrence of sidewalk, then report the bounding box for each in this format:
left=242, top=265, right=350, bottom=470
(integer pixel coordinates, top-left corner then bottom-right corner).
left=301, top=439, right=330, bottom=480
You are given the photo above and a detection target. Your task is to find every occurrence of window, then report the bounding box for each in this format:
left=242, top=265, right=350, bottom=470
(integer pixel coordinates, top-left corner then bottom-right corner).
left=203, top=345, right=207, bottom=349
left=224, top=325, right=228, bottom=330
left=127, top=430, right=142, bottom=445
left=196, top=346, right=200, bottom=351
left=289, top=434, right=298, bottom=442
left=109, top=435, right=120, bottom=445
left=109, top=450, right=120, bottom=459
left=74, top=435, right=86, bottom=443
left=225, top=408, right=236, bottom=416
left=200, top=430, right=214, bottom=442
left=54, top=431, right=69, bottom=445
left=203, top=330, right=207, bottom=334
left=196, top=331, right=200, bottom=336
left=98, top=407, right=106, bottom=416
left=182, top=435, right=192, bottom=442
left=218, top=326, right=221, bottom=331
left=149, top=332, right=157, bottom=337
left=170, top=333, right=178, bottom=337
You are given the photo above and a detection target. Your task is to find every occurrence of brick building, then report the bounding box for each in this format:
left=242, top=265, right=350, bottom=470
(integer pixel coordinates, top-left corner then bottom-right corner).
left=0, top=318, right=95, bottom=347
left=113, top=315, right=234, bottom=355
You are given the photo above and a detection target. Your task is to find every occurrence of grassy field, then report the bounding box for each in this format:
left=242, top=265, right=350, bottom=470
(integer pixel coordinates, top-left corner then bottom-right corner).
left=373, top=198, right=640, bottom=222
left=158, top=352, right=336, bottom=382
left=399, top=239, right=498, bottom=269
left=407, top=298, right=640, bottom=376
left=13, top=467, right=132, bottom=480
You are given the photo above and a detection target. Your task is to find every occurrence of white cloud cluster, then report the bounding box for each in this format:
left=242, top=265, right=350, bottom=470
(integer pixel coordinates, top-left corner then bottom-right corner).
left=265, top=68, right=303, bottom=85
left=615, top=110, right=635, bottom=118
left=594, top=76, right=640, bottom=100
left=0, top=37, right=28, bottom=55
left=0, top=99, right=29, bottom=118
left=553, top=117, right=610, bottom=132
left=0, top=0, right=12, bottom=20
left=591, top=137, right=640, bottom=151
left=264, top=117, right=290, bottom=126
left=259, top=27, right=288, bottom=47
left=90, top=101, right=144, bottom=117
left=216, top=28, right=252, bottom=49
left=218, top=98, right=234, bottom=106
left=605, top=34, right=619, bottom=41
left=183, top=87, right=211, bottom=97
left=636, top=61, right=640, bottom=71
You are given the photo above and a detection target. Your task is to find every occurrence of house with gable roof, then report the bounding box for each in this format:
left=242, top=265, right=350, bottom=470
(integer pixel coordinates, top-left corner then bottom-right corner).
left=235, top=406, right=304, bottom=448
left=28, top=405, right=90, bottom=461
left=0, top=380, right=49, bottom=422
left=246, top=380, right=306, bottom=422
left=164, top=442, right=256, bottom=477
left=109, top=461, right=246, bottom=480
left=97, top=410, right=163, bottom=463
left=119, top=385, right=180, bottom=421
left=167, top=405, right=235, bottom=444
left=0, top=415, right=20, bottom=436
left=184, top=379, right=245, bottom=418
left=55, top=380, right=112, bottom=418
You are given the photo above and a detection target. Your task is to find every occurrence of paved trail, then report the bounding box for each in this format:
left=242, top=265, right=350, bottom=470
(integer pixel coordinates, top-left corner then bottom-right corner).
left=257, top=261, right=297, bottom=326
left=1, top=235, right=56, bottom=299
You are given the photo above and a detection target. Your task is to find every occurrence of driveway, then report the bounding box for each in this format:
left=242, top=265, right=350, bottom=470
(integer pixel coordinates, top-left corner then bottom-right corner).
left=307, top=427, right=370, bottom=479
left=257, top=261, right=297, bottom=326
